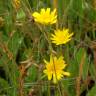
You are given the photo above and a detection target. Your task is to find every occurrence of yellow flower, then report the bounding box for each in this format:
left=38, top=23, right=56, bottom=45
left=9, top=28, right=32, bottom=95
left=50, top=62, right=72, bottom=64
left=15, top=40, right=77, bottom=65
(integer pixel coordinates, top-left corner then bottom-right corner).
left=50, top=28, right=73, bottom=45
left=32, top=8, right=57, bottom=25
left=43, top=55, right=70, bottom=83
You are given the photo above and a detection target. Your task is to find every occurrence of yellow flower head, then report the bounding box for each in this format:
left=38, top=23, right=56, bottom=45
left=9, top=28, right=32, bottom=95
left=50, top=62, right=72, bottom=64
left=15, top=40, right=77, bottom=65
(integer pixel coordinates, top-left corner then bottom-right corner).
left=50, top=28, right=74, bottom=45
left=32, top=8, right=57, bottom=25
left=13, top=0, right=21, bottom=9
left=43, top=55, right=70, bottom=83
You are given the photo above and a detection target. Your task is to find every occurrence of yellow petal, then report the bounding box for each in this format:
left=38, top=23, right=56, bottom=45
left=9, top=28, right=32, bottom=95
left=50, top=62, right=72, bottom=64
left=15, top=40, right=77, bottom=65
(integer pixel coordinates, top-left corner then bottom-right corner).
left=63, top=72, right=70, bottom=76
left=51, top=8, right=56, bottom=16
left=46, top=8, right=51, bottom=14
left=32, top=12, right=40, bottom=17
left=48, top=72, right=52, bottom=80
left=44, top=59, right=49, bottom=65
left=40, top=8, right=45, bottom=14
left=57, top=73, right=63, bottom=80
left=53, top=73, right=57, bottom=83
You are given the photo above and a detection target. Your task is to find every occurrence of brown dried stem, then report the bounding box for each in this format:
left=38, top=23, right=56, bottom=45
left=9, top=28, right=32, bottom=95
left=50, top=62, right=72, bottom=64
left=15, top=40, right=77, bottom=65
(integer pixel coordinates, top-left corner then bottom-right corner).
left=76, top=51, right=86, bottom=96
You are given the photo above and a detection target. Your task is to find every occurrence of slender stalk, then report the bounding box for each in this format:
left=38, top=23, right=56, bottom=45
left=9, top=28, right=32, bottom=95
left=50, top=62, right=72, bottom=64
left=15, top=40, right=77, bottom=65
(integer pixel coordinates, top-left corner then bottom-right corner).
left=18, top=65, right=25, bottom=96
left=53, top=0, right=58, bottom=29
left=76, top=51, right=86, bottom=96
left=48, top=82, right=51, bottom=96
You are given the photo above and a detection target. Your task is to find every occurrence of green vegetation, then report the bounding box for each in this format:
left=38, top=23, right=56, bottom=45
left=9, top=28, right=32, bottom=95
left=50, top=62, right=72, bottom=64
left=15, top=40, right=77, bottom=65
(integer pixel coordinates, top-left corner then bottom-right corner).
left=0, top=0, right=96, bottom=96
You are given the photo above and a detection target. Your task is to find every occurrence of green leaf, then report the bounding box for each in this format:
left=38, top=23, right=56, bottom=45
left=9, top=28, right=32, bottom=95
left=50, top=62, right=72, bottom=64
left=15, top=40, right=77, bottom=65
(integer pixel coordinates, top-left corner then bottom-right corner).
left=8, top=31, right=23, bottom=58
left=0, top=78, right=9, bottom=93
left=87, top=85, right=96, bottom=96
left=17, top=9, right=26, bottom=20
left=25, top=65, right=37, bottom=82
